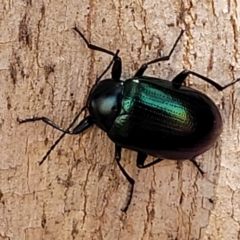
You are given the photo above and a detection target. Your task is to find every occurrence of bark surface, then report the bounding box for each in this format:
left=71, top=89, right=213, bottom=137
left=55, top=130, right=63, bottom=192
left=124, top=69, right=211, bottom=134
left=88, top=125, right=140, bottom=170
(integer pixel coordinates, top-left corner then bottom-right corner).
left=0, top=0, right=240, bottom=239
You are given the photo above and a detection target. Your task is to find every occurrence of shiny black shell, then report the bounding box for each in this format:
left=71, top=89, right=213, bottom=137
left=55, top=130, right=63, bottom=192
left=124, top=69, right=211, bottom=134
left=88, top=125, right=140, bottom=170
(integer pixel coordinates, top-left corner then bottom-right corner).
left=107, top=76, right=222, bottom=160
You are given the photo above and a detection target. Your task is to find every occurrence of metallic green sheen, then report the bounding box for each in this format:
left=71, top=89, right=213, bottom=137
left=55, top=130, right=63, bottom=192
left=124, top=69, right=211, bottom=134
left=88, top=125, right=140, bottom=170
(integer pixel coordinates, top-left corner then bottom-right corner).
left=107, top=76, right=222, bottom=160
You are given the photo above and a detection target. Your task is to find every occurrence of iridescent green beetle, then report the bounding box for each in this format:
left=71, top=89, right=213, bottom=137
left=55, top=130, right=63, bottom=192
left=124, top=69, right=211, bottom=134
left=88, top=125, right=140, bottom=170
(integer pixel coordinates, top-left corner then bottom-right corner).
left=19, top=27, right=240, bottom=212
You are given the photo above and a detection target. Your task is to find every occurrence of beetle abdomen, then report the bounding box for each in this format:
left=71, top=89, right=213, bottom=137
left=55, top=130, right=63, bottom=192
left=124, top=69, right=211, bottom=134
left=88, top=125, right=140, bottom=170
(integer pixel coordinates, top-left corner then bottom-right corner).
left=108, top=77, right=222, bottom=159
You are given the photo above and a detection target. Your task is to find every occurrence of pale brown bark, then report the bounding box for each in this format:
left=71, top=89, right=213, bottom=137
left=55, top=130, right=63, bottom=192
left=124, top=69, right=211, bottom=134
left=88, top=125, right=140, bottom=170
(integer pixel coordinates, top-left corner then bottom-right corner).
left=0, top=0, right=240, bottom=239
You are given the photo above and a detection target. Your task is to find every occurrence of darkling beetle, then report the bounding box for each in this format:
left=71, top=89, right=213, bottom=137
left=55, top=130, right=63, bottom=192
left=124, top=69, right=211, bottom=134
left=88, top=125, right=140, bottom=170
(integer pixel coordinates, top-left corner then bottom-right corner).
left=18, top=26, right=240, bottom=212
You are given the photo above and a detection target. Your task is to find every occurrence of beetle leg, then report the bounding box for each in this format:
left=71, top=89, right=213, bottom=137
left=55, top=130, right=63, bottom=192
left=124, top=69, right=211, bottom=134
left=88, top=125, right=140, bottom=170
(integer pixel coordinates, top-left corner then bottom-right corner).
left=73, top=26, right=116, bottom=57
left=115, top=145, right=135, bottom=212
left=136, top=152, right=204, bottom=175
left=115, top=145, right=122, bottom=160
left=136, top=152, right=148, bottom=167
left=172, top=70, right=240, bottom=90
left=73, top=26, right=122, bottom=81
left=18, top=106, right=89, bottom=165
left=189, top=158, right=204, bottom=175
left=136, top=152, right=164, bottom=168
left=18, top=116, right=72, bottom=134
left=134, top=29, right=184, bottom=77
left=18, top=115, right=94, bottom=135
left=111, top=56, right=122, bottom=80
left=70, top=116, right=94, bottom=134
left=171, top=70, right=188, bottom=88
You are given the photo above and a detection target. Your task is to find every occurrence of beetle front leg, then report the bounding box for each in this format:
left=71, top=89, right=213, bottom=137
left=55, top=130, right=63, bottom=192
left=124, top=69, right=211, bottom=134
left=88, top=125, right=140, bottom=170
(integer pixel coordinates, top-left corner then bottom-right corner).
left=18, top=107, right=91, bottom=165
left=73, top=26, right=116, bottom=57
left=73, top=26, right=122, bottom=81
left=18, top=116, right=72, bottom=134
left=136, top=152, right=164, bottom=168
left=18, top=115, right=94, bottom=135
left=115, top=145, right=135, bottom=212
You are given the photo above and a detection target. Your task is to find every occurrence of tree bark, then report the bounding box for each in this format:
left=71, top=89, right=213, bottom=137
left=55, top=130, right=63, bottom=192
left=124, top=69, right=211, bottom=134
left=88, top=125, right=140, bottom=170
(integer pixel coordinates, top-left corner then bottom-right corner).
left=0, top=0, right=240, bottom=239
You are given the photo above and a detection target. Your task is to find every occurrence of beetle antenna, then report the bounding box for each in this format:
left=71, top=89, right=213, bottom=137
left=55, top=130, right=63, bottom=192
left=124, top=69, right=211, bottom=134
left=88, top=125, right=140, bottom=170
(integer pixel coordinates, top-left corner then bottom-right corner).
left=38, top=106, right=87, bottom=165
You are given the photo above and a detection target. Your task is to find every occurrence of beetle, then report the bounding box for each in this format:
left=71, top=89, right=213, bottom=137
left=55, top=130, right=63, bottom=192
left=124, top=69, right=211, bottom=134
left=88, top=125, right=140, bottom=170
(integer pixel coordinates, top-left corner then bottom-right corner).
left=18, top=26, right=240, bottom=212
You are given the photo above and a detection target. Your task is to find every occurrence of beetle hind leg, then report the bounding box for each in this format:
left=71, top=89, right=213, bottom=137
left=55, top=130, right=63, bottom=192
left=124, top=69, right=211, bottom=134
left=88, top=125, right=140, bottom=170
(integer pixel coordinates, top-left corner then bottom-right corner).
left=189, top=158, right=204, bottom=175
left=136, top=152, right=204, bottom=175
left=136, top=152, right=164, bottom=168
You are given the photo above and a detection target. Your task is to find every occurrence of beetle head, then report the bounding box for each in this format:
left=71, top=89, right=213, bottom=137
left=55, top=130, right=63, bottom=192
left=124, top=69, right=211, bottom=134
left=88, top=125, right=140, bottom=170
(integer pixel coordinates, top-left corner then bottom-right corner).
left=87, top=79, right=124, bottom=132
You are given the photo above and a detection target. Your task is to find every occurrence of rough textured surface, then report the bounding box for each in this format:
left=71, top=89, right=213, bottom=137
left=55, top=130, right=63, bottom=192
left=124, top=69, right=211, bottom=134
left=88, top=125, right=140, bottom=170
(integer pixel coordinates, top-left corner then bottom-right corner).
left=0, top=0, right=240, bottom=239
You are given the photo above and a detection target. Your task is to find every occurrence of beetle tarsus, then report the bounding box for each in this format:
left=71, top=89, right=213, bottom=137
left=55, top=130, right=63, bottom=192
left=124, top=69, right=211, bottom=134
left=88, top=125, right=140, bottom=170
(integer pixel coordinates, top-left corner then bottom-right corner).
left=189, top=158, right=204, bottom=175
left=18, top=116, right=72, bottom=133
left=121, top=181, right=135, bottom=213
left=172, top=70, right=240, bottom=91
left=115, top=145, right=135, bottom=212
